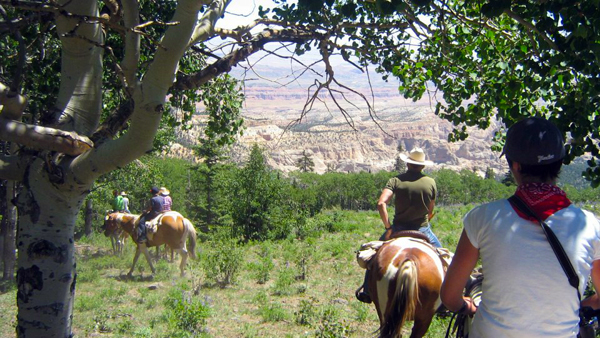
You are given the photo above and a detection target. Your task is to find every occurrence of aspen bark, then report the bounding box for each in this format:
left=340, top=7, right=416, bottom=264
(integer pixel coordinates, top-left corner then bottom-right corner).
left=15, top=159, right=89, bottom=337
left=3, top=181, right=16, bottom=281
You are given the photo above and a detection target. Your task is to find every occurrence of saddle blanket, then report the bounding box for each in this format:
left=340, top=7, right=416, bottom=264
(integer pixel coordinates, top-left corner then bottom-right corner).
left=356, top=237, right=453, bottom=272
left=139, top=211, right=179, bottom=241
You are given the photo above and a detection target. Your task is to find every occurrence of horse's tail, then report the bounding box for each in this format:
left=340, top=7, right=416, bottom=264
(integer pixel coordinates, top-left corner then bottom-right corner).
left=380, top=258, right=419, bottom=338
left=183, top=218, right=198, bottom=260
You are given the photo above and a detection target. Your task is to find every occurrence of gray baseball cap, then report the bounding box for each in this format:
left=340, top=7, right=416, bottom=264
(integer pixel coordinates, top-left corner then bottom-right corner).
left=502, top=117, right=565, bottom=165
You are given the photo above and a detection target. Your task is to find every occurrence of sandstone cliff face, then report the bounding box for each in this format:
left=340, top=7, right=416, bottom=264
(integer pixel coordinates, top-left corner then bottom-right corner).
left=169, top=88, right=507, bottom=177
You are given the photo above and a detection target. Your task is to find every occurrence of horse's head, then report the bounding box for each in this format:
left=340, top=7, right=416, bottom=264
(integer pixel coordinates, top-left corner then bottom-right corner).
left=103, top=213, right=119, bottom=237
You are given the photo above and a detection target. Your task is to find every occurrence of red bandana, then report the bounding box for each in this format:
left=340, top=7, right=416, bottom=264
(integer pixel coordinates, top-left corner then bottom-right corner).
left=512, top=183, right=571, bottom=221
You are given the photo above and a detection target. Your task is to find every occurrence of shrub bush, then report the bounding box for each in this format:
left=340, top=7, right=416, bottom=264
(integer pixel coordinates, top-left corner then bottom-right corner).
left=164, top=288, right=210, bottom=337
left=249, top=242, right=275, bottom=284
left=201, top=238, right=244, bottom=287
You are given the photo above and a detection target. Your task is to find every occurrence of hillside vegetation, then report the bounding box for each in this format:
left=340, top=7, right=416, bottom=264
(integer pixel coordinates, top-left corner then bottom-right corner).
left=1, top=151, right=596, bottom=337
left=1, top=207, right=471, bottom=338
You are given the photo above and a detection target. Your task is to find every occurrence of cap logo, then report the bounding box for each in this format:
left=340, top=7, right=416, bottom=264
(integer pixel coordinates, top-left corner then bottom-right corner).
left=537, top=154, right=554, bottom=162
left=539, top=131, right=546, bottom=139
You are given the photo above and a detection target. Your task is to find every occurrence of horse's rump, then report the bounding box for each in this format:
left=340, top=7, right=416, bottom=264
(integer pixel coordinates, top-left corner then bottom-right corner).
left=144, top=211, right=185, bottom=241
left=357, top=236, right=452, bottom=272
left=371, top=237, right=446, bottom=338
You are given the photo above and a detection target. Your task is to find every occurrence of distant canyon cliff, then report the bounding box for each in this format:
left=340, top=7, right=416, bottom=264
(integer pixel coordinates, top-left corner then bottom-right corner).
left=169, top=64, right=507, bottom=176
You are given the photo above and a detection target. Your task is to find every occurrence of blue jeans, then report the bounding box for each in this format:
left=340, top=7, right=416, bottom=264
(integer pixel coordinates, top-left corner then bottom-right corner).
left=419, top=223, right=442, bottom=248
left=379, top=223, right=442, bottom=248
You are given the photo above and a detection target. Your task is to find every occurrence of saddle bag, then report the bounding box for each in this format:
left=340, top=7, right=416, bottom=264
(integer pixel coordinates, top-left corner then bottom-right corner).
left=356, top=240, right=384, bottom=269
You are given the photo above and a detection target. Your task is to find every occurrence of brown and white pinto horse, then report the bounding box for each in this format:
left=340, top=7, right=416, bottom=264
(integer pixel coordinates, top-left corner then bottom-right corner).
left=103, top=211, right=197, bottom=276
left=368, top=237, right=447, bottom=338
left=108, top=225, right=128, bottom=255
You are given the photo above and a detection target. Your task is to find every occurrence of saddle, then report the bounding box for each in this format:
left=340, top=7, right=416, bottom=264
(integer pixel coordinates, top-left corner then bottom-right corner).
left=134, top=213, right=165, bottom=241
left=387, top=229, right=431, bottom=242
left=356, top=234, right=453, bottom=273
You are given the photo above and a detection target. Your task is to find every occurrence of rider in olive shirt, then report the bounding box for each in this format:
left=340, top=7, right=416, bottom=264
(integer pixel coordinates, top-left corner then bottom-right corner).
left=380, top=162, right=440, bottom=246
left=356, top=147, right=441, bottom=304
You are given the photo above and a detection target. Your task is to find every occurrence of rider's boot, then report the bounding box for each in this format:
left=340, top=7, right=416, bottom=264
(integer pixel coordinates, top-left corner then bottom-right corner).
left=137, top=223, right=147, bottom=244
left=355, top=270, right=372, bottom=304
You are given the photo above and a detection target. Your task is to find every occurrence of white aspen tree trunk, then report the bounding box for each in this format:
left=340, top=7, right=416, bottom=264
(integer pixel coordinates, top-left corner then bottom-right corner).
left=15, top=158, right=90, bottom=337
left=5, top=1, right=224, bottom=336
left=3, top=180, right=16, bottom=280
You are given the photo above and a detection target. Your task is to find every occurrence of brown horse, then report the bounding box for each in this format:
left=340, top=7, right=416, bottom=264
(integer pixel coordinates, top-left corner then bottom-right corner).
left=103, top=211, right=197, bottom=276
left=368, top=237, right=447, bottom=338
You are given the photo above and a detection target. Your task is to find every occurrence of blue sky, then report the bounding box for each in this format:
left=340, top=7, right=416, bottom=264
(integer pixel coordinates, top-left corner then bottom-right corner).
left=218, top=0, right=281, bottom=29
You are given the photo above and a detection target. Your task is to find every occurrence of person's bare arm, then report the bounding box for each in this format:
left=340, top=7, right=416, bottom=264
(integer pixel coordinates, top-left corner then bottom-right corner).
left=582, top=260, right=600, bottom=309
left=377, top=188, right=394, bottom=229
left=428, top=199, right=436, bottom=221
left=441, top=230, right=479, bottom=315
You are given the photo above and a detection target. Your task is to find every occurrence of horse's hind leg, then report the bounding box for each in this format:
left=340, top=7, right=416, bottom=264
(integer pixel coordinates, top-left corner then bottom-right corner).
left=110, top=235, right=117, bottom=255
left=410, top=306, right=436, bottom=338
left=175, top=248, right=188, bottom=276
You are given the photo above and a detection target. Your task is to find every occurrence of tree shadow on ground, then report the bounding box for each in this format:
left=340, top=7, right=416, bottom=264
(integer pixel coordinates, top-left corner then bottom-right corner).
left=114, top=273, right=155, bottom=282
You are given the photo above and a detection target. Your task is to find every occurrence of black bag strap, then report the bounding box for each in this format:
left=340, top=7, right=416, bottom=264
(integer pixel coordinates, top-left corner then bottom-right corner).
left=508, top=195, right=581, bottom=301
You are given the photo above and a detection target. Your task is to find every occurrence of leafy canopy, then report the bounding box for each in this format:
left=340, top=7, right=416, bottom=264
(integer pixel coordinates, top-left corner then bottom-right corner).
left=260, top=0, right=600, bottom=186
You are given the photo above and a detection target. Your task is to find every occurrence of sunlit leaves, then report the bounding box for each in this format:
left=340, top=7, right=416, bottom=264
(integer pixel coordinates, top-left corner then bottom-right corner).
left=200, top=75, right=245, bottom=147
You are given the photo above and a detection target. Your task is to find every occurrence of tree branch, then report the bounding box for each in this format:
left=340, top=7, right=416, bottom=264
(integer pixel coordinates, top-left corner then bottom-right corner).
left=503, top=9, right=560, bottom=52
left=76, top=0, right=205, bottom=179
left=120, top=0, right=139, bottom=94
left=174, top=28, right=323, bottom=91
left=189, top=0, right=231, bottom=45
left=54, top=0, right=104, bottom=135
left=0, top=117, right=93, bottom=156
left=0, top=82, right=26, bottom=120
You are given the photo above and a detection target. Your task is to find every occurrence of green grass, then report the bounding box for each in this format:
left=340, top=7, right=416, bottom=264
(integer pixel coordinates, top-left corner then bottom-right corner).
left=0, top=207, right=466, bottom=337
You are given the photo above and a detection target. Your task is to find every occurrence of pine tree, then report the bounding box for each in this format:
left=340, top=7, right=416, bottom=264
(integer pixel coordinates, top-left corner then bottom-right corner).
left=194, top=136, right=228, bottom=226
left=502, top=171, right=516, bottom=186
left=296, top=150, right=315, bottom=173
left=485, top=167, right=495, bottom=180
left=395, top=142, right=406, bottom=173
left=394, top=155, right=406, bottom=173
left=326, top=163, right=336, bottom=173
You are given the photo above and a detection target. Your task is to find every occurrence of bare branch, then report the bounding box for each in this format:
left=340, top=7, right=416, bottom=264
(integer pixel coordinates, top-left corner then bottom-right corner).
left=174, top=28, right=325, bottom=91
left=332, top=77, right=393, bottom=138
left=0, top=118, right=93, bottom=156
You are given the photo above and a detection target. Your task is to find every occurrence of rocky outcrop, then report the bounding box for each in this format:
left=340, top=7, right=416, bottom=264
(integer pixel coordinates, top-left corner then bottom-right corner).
left=168, top=89, right=506, bottom=177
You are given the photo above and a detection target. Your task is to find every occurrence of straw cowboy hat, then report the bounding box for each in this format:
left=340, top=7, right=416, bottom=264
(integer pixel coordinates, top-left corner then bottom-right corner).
left=399, top=147, right=434, bottom=166
left=121, top=191, right=127, bottom=196
left=159, top=187, right=170, bottom=195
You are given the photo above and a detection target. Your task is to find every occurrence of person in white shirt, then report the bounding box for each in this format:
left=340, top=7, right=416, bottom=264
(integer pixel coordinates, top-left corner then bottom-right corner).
left=441, top=117, right=600, bottom=338
left=121, top=191, right=130, bottom=213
